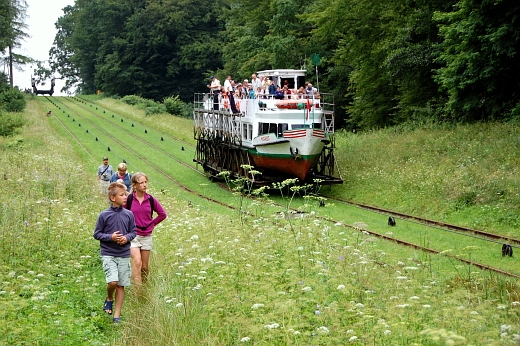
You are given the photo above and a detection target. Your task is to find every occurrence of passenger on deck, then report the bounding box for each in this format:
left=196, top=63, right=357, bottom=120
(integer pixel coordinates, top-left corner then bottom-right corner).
left=268, top=80, right=277, bottom=95
left=255, top=87, right=268, bottom=99
left=295, top=87, right=305, bottom=99
left=241, top=79, right=251, bottom=98
left=224, top=75, right=239, bottom=113
left=235, top=83, right=243, bottom=99
left=306, top=83, right=317, bottom=96
left=251, top=74, right=262, bottom=92
left=274, top=86, right=284, bottom=100
left=261, top=75, right=269, bottom=90
left=207, top=76, right=221, bottom=110
left=282, top=85, right=292, bottom=99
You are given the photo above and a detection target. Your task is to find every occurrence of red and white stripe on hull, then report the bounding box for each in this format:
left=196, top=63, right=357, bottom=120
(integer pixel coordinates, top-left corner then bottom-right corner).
left=283, top=129, right=307, bottom=138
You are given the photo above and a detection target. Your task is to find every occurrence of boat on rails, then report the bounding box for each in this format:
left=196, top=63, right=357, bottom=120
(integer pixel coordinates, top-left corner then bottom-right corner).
left=193, top=69, right=342, bottom=186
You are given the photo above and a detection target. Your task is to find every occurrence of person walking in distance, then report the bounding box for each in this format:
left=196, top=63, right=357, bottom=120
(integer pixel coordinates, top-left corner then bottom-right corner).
left=97, top=157, right=114, bottom=194
left=125, top=172, right=167, bottom=285
left=93, top=182, right=136, bottom=323
left=110, top=162, right=132, bottom=192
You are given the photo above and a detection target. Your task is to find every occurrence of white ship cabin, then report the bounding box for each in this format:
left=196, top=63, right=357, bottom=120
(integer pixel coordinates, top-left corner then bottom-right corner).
left=193, top=69, right=334, bottom=149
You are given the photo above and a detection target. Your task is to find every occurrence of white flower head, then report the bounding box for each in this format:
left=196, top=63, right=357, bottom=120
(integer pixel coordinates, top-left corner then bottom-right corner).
left=317, top=326, right=330, bottom=334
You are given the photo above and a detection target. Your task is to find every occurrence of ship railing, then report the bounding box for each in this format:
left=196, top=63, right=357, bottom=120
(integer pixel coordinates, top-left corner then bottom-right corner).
left=193, top=93, right=243, bottom=143
left=194, top=91, right=334, bottom=138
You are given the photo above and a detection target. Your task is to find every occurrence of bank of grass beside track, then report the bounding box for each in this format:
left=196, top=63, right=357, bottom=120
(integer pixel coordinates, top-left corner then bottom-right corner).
left=332, top=122, right=520, bottom=237
left=2, top=98, right=520, bottom=344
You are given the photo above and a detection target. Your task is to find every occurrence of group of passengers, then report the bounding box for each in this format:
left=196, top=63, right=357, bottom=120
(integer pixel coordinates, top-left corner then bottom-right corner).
left=207, top=74, right=320, bottom=111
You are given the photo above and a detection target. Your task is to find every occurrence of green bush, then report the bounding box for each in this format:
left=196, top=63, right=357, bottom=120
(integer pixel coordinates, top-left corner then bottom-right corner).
left=137, top=98, right=158, bottom=110
left=145, top=104, right=166, bottom=115
left=121, top=94, right=145, bottom=105
left=0, top=88, right=26, bottom=112
left=0, top=109, right=26, bottom=136
left=163, top=95, right=185, bottom=116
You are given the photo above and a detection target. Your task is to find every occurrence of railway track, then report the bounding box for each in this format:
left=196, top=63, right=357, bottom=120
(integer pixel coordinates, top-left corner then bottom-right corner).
left=40, top=96, right=520, bottom=279
left=322, top=194, right=520, bottom=246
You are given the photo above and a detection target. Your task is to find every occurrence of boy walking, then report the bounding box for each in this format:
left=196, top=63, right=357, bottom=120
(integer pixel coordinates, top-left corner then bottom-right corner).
left=93, top=182, right=136, bottom=322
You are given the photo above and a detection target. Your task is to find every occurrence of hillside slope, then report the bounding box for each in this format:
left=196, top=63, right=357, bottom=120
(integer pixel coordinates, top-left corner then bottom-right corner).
left=331, top=123, right=520, bottom=236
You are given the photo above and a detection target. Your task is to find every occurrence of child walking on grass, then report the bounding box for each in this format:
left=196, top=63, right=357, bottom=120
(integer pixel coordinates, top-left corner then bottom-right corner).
left=93, top=182, right=136, bottom=323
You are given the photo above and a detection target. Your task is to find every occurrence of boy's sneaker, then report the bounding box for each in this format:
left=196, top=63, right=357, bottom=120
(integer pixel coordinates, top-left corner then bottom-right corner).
left=113, top=317, right=122, bottom=323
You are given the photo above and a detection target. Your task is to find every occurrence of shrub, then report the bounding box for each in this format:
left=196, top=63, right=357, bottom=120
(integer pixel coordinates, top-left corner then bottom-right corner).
left=145, top=104, right=166, bottom=115
left=0, top=109, right=26, bottom=136
left=121, top=95, right=145, bottom=106
left=0, top=88, right=26, bottom=112
left=137, top=98, right=158, bottom=110
left=163, top=95, right=185, bottom=116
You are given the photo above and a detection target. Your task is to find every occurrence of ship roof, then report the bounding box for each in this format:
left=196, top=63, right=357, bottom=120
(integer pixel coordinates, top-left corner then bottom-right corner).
left=256, top=69, right=307, bottom=77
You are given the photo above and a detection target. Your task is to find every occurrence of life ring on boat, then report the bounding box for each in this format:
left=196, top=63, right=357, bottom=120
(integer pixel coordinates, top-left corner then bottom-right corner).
left=275, top=100, right=306, bottom=109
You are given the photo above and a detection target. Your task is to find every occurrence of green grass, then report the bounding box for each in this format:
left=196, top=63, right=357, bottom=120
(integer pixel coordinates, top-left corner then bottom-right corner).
left=332, top=123, right=520, bottom=236
left=2, top=98, right=520, bottom=344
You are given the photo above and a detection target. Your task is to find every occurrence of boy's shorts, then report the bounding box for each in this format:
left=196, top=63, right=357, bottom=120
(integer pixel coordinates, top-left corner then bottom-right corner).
left=101, top=256, right=131, bottom=286
left=130, top=235, right=153, bottom=250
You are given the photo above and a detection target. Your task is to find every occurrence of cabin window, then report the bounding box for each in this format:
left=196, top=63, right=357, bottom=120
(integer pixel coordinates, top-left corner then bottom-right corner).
left=259, top=122, right=269, bottom=135
left=258, top=122, right=288, bottom=138
left=278, top=123, right=288, bottom=137
left=242, top=124, right=248, bottom=140
left=242, top=123, right=253, bottom=140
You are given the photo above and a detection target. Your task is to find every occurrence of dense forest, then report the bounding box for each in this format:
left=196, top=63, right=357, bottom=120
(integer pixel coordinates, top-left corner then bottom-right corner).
left=4, top=0, right=520, bottom=129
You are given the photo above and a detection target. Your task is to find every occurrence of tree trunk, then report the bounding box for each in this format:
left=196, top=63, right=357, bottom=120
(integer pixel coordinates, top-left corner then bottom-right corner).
left=9, top=44, right=13, bottom=87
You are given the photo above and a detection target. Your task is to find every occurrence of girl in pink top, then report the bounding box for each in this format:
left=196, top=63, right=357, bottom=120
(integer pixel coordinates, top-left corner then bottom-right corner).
left=126, top=172, right=167, bottom=285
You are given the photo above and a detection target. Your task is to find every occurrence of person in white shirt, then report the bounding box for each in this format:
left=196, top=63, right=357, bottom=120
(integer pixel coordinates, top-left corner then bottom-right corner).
left=207, top=76, right=221, bottom=110
left=251, top=74, right=262, bottom=93
left=224, top=75, right=239, bottom=113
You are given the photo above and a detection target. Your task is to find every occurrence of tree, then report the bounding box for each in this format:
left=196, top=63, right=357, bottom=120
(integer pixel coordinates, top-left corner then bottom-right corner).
left=0, top=0, right=30, bottom=87
left=434, top=0, right=520, bottom=121
left=49, top=5, right=80, bottom=94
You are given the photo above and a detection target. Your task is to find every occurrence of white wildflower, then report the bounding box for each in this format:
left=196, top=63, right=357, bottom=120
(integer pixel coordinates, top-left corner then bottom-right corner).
left=251, top=303, right=265, bottom=309
left=317, top=326, right=329, bottom=334
left=337, top=284, right=346, bottom=290
left=240, top=337, right=250, bottom=342
left=264, top=323, right=280, bottom=329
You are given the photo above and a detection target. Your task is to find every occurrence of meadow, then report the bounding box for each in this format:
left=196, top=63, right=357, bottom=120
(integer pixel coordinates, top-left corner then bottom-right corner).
left=1, top=97, right=520, bottom=345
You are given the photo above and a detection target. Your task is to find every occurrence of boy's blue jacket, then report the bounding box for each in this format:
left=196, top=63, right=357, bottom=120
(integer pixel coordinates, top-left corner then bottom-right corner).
left=93, top=206, right=136, bottom=257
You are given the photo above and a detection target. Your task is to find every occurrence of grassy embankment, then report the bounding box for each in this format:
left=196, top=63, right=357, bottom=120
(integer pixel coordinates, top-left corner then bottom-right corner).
left=1, top=97, right=519, bottom=345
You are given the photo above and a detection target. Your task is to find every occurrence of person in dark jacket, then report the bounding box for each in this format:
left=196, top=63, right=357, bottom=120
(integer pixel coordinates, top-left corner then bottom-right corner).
left=93, top=182, right=136, bottom=323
